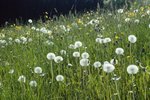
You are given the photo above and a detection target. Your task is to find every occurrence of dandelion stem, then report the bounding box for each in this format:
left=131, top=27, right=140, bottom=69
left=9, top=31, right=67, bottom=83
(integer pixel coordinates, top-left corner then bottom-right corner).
left=132, top=74, right=135, bottom=100
left=143, top=73, right=147, bottom=100
left=130, top=43, right=132, bottom=63
left=51, top=61, right=54, bottom=82
left=115, top=80, right=121, bottom=100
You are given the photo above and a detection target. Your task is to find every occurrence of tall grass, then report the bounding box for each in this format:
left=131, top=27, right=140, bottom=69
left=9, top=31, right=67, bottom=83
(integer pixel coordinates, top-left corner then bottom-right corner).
left=0, top=4, right=150, bottom=100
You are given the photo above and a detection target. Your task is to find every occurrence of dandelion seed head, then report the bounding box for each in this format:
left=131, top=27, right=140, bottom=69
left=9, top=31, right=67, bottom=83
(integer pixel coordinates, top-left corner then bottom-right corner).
left=103, top=63, right=115, bottom=73
left=81, top=52, right=89, bottom=59
left=47, top=53, right=55, bottom=60
left=60, top=50, right=66, bottom=55
left=115, top=48, right=124, bottom=55
left=74, top=41, right=82, bottom=48
left=128, top=35, right=137, bottom=43
left=80, top=58, right=90, bottom=67
left=34, top=67, right=42, bottom=74
left=125, top=18, right=130, bottom=22
left=56, top=75, right=64, bottom=81
left=93, top=61, right=101, bottom=68
left=73, top=51, right=80, bottom=58
left=18, top=75, right=26, bottom=83
left=127, top=65, right=139, bottom=74
left=15, top=39, right=21, bottom=43
left=110, top=59, right=118, bottom=65
left=28, top=19, right=33, bottom=23
left=9, top=69, right=14, bottom=74
left=117, top=9, right=124, bottom=13
left=29, top=80, right=37, bottom=87
left=54, top=56, right=63, bottom=63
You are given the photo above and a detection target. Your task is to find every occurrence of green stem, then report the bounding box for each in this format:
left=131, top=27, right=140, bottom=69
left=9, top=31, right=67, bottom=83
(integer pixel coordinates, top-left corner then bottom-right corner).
left=132, top=75, right=135, bottom=100
left=143, top=73, right=147, bottom=100
left=51, top=61, right=54, bottom=82
left=130, top=43, right=132, bottom=64
left=115, top=81, right=121, bottom=100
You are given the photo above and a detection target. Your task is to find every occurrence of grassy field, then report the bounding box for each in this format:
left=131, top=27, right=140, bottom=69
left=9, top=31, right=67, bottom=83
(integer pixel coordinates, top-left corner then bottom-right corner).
left=0, top=4, right=150, bottom=100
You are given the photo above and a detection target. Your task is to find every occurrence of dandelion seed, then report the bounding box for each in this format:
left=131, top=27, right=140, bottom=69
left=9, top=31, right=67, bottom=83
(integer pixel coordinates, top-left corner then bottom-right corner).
left=149, top=24, right=150, bottom=28
left=80, top=58, right=90, bottom=67
left=74, top=41, right=82, bottom=48
left=115, top=48, right=124, bottom=55
left=47, top=53, right=55, bottom=60
left=128, top=35, right=137, bottom=43
left=73, top=51, right=80, bottom=58
left=81, top=52, right=89, bottom=59
left=29, top=80, right=37, bottom=87
left=34, top=67, right=42, bottom=74
left=56, top=75, right=64, bottom=81
left=18, top=75, right=26, bottom=83
left=54, top=56, right=63, bottom=63
left=127, top=65, right=139, bottom=74
left=103, top=63, right=115, bottom=73
left=93, top=61, right=101, bottom=68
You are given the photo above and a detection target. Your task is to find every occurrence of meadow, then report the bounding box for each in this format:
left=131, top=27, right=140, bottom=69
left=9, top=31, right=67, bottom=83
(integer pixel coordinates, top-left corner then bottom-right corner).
left=0, top=4, right=150, bottom=100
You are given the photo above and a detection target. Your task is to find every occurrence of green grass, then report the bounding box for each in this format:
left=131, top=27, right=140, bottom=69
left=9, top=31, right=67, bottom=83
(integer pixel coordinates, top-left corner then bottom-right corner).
left=0, top=5, right=150, bottom=100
